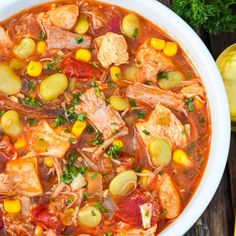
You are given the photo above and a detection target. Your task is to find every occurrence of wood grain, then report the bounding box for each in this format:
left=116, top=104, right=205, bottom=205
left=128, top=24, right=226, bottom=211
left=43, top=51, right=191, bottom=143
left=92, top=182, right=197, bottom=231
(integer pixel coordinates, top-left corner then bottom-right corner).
left=157, top=0, right=236, bottom=235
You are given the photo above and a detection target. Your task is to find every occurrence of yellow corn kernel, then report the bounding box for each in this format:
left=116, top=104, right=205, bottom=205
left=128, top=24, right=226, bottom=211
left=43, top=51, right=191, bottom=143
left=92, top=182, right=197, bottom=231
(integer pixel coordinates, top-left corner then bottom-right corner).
left=140, top=169, right=153, bottom=188
left=14, top=138, right=27, bottom=149
left=34, top=225, right=44, bottom=236
left=194, top=97, right=204, bottom=110
left=163, top=42, right=178, bottom=57
left=27, top=61, right=43, bottom=77
left=74, top=15, right=89, bottom=34
left=173, top=149, right=192, bottom=167
left=61, top=208, right=75, bottom=226
left=72, top=120, right=87, bottom=137
left=75, top=49, right=91, bottom=62
left=3, top=199, right=21, bottom=213
left=113, top=139, right=124, bottom=148
left=110, top=66, right=122, bottom=82
left=150, top=37, right=166, bottom=51
left=44, top=157, right=53, bottom=168
left=37, top=41, right=47, bottom=54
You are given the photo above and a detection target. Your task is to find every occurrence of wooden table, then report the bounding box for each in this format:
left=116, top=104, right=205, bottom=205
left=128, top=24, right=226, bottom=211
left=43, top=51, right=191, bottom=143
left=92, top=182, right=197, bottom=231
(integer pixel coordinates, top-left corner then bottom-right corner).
left=158, top=1, right=236, bottom=235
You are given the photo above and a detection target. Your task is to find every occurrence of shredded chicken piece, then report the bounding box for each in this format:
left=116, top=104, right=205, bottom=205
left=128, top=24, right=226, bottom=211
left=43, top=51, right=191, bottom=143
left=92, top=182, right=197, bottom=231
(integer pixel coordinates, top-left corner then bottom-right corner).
left=95, top=32, right=129, bottom=68
left=0, top=26, right=13, bottom=57
left=179, top=80, right=206, bottom=99
left=30, top=121, right=71, bottom=158
left=76, top=88, right=125, bottom=140
left=0, top=173, right=15, bottom=195
left=82, top=127, right=128, bottom=158
left=135, top=42, right=173, bottom=83
left=126, top=83, right=185, bottom=113
left=158, top=174, right=181, bottom=219
left=136, top=104, right=188, bottom=149
left=44, top=25, right=91, bottom=49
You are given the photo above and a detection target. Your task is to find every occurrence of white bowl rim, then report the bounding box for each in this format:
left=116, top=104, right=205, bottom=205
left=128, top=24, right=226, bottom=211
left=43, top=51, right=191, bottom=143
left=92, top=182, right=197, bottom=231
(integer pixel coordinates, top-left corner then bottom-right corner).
left=0, top=0, right=231, bottom=235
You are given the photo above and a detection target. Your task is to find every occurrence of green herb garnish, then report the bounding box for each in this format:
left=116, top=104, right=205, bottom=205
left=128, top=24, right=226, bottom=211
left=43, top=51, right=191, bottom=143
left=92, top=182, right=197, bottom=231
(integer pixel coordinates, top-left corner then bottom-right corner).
left=75, top=36, right=84, bottom=44
left=39, top=30, right=47, bottom=41
left=91, top=210, right=96, bottom=216
left=134, top=166, right=142, bottom=173
left=91, top=78, right=101, bottom=96
left=107, top=144, right=123, bottom=159
left=107, top=80, right=116, bottom=87
left=172, top=0, right=236, bottom=34
left=27, top=118, right=39, bottom=127
left=142, top=130, right=151, bottom=136
left=66, top=107, right=79, bottom=123
left=77, top=113, right=86, bottom=122
left=89, top=61, right=99, bottom=68
left=132, top=28, right=139, bottom=38
left=157, top=72, right=168, bottom=81
left=24, top=97, right=42, bottom=108
left=53, top=115, right=66, bottom=128
left=66, top=197, right=74, bottom=203
left=184, top=97, right=195, bottom=112
left=86, top=124, right=95, bottom=134
left=91, top=131, right=104, bottom=146
left=129, top=99, right=137, bottom=107
left=134, top=109, right=146, bottom=119
left=91, top=172, right=98, bottom=179
left=105, top=232, right=113, bottom=236
left=72, top=93, right=81, bottom=106
left=94, top=202, right=109, bottom=213
left=83, top=192, right=90, bottom=200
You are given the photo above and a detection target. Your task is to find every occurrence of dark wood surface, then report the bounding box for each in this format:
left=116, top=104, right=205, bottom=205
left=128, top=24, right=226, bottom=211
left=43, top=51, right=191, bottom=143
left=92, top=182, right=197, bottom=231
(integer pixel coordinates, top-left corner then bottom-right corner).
left=158, top=0, right=236, bottom=235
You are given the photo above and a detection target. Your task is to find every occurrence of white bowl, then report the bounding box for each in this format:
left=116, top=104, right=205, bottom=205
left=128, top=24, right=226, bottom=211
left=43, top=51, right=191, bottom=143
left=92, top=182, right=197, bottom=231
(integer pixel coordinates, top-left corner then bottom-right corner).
left=0, top=0, right=231, bottom=235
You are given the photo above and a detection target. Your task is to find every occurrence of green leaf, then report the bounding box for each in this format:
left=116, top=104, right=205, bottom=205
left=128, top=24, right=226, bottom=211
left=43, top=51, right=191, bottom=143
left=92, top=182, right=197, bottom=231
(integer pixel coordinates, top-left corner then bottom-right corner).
left=75, top=36, right=84, bottom=44
left=77, top=113, right=86, bottom=122
left=184, top=97, right=195, bottom=112
left=53, top=115, right=66, bottom=128
left=24, top=97, right=42, bottom=108
left=39, top=30, right=47, bottom=41
left=129, top=99, right=137, bottom=107
left=142, top=130, right=151, bottom=136
left=91, top=131, right=104, bottom=146
left=72, top=93, right=81, bottom=106
left=107, top=145, right=123, bottom=159
left=132, top=28, right=139, bottom=38
left=27, top=118, right=39, bottom=127
left=134, top=109, right=146, bottom=119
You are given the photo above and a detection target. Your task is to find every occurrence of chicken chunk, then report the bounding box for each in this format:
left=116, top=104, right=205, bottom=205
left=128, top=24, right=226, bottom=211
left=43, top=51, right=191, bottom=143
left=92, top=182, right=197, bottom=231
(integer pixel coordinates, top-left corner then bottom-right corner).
left=0, top=26, right=13, bottom=57
left=38, top=5, right=79, bottom=30
left=126, top=83, right=185, bottom=113
left=49, top=4, right=79, bottom=30
left=44, top=25, right=91, bottom=49
left=136, top=104, right=188, bottom=149
left=158, top=174, right=181, bottom=219
left=76, top=88, right=125, bottom=139
left=30, top=121, right=70, bottom=158
left=0, top=157, right=43, bottom=197
left=95, top=32, right=129, bottom=68
left=135, top=42, right=173, bottom=83
left=179, top=80, right=206, bottom=99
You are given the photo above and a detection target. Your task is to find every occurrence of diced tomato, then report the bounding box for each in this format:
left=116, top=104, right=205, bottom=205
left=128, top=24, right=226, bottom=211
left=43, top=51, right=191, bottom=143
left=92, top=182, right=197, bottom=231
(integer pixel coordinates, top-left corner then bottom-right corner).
left=0, top=136, right=16, bottom=172
left=115, top=188, right=160, bottom=227
left=62, top=58, right=103, bottom=80
left=106, top=7, right=122, bottom=33
left=32, top=203, right=64, bottom=232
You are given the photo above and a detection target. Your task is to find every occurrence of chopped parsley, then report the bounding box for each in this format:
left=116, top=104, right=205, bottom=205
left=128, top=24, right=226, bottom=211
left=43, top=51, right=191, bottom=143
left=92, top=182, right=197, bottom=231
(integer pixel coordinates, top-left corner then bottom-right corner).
left=134, top=166, right=142, bottom=173
left=77, top=113, right=86, bottom=122
left=91, top=172, right=98, bottom=179
left=86, top=124, right=95, bottom=134
left=129, top=99, right=137, bottom=107
left=94, top=202, right=109, bottom=213
left=105, top=232, right=113, bottom=236
left=75, top=36, right=84, bottom=44
left=66, top=197, right=74, bottom=203
left=107, top=80, right=116, bottom=87
left=134, top=109, right=146, bottom=119
left=187, top=143, right=196, bottom=153
left=26, top=79, right=36, bottom=94
left=145, top=210, right=150, bottom=217
left=91, top=210, right=96, bottom=216
left=66, top=107, right=79, bottom=123
left=46, top=56, right=61, bottom=71
left=142, top=130, right=151, bottom=136
left=115, top=72, right=122, bottom=79
left=181, top=129, right=186, bottom=135
left=61, top=153, right=88, bottom=184
left=132, top=28, right=139, bottom=39
left=161, top=210, right=167, bottom=218
left=27, top=118, right=39, bottom=127
left=186, top=72, right=193, bottom=78
left=91, top=78, right=101, bottom=96
left=137, top=60, right=142, bottom=65
left=89, top=61, right=99, bottom=68
left=72, top=93, right=81, bottom=106
left=69, top=137, right=76, bottom=143
left=91, top=131, right=104, bottom=146
left=157, top=71, right=168, bottom=81
left=53, top=115, right=66, bottom=128
left=184, top=97, right=195, bottom=112
left=83, top=192, right=90, bottom=200
left=107, top=144, right=123, bottom=159
left=24, top=97, right=42, bottom=108
left=39, top=30, right=47, bottom=41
